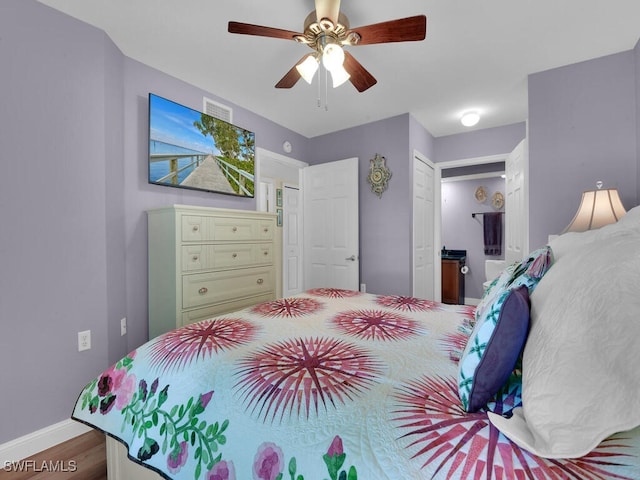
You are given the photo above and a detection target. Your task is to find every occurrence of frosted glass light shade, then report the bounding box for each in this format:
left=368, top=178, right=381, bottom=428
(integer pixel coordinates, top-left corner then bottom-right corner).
left=296, top=55, right=319, bottom=84
left=330, top=65, right=350, bottom=87
left=322, top=43, right=345, bottom=72
left=563, top=188, right=626, bottom=232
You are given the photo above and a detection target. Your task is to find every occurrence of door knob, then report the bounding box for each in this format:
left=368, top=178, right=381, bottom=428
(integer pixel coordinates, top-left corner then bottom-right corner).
left=345, top=255, right=357, bottom=261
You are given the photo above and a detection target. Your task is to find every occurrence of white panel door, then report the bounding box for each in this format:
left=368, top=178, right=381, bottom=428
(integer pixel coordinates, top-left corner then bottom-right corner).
left=412, top=153, right=435, bottom=300
left=505, top=139, right=529, bottom=264
left=303, top=158, right=359, bottom=290
left=282, top=184, right=303, bottom=296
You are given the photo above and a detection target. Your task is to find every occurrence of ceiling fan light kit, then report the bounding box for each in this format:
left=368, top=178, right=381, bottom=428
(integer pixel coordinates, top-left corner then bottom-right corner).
left=296, top=54, right=320, bottom=84
left=228, top=0, right=426, bottom=93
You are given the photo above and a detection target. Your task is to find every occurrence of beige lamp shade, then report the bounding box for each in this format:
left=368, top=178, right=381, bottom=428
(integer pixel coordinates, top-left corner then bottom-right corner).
left=563, top=188, right=626, bottom=233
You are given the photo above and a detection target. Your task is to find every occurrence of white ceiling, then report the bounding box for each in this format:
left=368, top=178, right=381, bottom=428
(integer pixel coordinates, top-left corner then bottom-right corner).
left=38, top=0, right=640, bottom=138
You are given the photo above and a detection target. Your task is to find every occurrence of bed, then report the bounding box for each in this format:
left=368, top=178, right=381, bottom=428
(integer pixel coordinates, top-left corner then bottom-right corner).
left=72, top=206, right=640, bottom=480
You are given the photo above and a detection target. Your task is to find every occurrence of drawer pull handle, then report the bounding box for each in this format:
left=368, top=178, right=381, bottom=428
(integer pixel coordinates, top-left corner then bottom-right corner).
left=263, top=227, right=269, bottom=233
left=263, top=251, right=268, bottom=255
left=232, top=253, right=237, bottom=258
left=198, top=287, right=208, bottom=295
left=232, top=226, right=237, bottom=232
left=192, top=225, right=199, bottom=232
left=192, top=255, right=199, bottom=261
left=256, top=278, right=264, bottom=285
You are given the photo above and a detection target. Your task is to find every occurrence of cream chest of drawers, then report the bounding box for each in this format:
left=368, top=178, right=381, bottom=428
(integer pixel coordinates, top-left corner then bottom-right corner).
left=147, top=205, right=280, bottom=338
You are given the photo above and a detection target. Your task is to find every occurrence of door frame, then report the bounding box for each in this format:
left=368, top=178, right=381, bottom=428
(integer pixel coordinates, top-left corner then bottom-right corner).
left=434, top=153, right=509, bottom=300
left=256, top=147, right=308, bottom=296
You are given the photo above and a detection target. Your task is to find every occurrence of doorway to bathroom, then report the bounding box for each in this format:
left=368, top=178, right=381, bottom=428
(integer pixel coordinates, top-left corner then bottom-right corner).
left=434, top=139, right=528, bottom=304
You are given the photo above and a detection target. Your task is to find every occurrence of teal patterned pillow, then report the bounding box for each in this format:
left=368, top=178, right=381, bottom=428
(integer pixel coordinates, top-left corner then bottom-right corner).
left=458, top=286, right=530, bottom=412
left=458, top=246, right=553, bottom=412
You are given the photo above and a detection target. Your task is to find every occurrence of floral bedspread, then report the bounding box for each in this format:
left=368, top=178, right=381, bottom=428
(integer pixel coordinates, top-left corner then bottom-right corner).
left=72, top=289, right=640, bottom=480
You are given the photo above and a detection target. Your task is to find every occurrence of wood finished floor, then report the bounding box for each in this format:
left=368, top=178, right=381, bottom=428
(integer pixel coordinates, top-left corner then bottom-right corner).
left=0, top=431, right=106, bottom=480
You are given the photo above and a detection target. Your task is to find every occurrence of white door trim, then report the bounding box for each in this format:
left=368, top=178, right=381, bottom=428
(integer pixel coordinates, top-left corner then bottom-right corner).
left=256, top=148, right=308, bottom=297
left=435, top=153, right=509, bottom=302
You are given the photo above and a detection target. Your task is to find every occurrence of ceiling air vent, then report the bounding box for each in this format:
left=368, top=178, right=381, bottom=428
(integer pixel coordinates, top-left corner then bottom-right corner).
left=203, top=97, right=232, bottom=124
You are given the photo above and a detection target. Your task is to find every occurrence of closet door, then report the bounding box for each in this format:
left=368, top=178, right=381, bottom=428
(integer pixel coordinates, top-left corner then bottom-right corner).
left=303, top=158, right=359, bottom=291
left=413, top=152, right=435, bottom=300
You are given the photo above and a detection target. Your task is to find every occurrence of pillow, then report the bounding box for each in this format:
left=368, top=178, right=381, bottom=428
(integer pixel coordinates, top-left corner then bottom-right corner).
left=488, top=231, right=640, bottom=458
left=458, top=285, right=530, bottom=412
left=459, top=246, right=552, bottom=412
left=474, top=246, right=552, bottom=327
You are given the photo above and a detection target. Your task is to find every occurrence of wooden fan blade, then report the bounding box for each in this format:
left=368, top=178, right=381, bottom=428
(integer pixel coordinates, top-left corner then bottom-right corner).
left=275, top=56, right=309, bottom=89
left=343, top=51, right=377, bottom=92
left=349, top=15, right=426, bottom=45
left=228, top=21, right=302, bottom=41
left=315, top=0, right=341, bottom=24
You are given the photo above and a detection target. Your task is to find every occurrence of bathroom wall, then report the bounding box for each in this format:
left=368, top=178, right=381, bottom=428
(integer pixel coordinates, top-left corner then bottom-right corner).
left=441, top=176, right=506, bottom=301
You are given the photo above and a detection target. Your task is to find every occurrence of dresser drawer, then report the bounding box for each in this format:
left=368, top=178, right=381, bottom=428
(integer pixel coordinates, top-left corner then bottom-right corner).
left=180, top=293, right=275, bottom=327
left=181, top=215, right=274, bottom=242
left=182, top=266, right=275, bottom=309
left=182, top=243, right=273, bottom=272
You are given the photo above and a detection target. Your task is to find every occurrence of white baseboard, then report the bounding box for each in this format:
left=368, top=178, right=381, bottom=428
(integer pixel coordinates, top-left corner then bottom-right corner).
left=0, top=419, right=91, bottom=463
left=465, top=297, right=481, bottom=306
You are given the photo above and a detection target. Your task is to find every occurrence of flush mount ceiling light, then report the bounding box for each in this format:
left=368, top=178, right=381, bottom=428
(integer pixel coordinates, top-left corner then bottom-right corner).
left=461, top=111, right=480, bottom=127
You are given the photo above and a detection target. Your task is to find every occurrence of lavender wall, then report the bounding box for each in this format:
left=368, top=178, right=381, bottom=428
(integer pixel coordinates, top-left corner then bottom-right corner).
left=121, top=63, right=310, bottom=353
left=0, top=0, right=309, bottom=444
left=104, top=28, right=128, bottom=366
left=306, top=114, right=427, bottom=295
left=441, top=177, right=505, bottom=300
left=435, top=123, right=526, bottom=163
left=1, top=0, right=111, bottom=441
left=528, top=51, right=638, bottom=249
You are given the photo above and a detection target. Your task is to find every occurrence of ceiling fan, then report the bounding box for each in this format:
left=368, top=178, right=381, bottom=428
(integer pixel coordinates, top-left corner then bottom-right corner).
left=228, top=0, right=426, bottom=92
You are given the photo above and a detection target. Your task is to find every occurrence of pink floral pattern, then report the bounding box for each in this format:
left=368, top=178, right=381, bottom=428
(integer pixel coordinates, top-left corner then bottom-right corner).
left=393, top=375, right=636, bottom=479
left=148, top=318, right=257, bottom=372
left=206, top=460, right=236, bottom=480
left=376, top=295, right=441, bottom=312
left=331, top=309, right=422, bottom=341
left=253, top=442, right=283, bottom=480
left=235, top=337, right=381, bottom=422
left=73, top=292, right=639, bottom=480
left=307, top=288, right=362, bottom=298
left=167, top=441, right=189, bottom=474
left=251, top=297, right=324, bottom=318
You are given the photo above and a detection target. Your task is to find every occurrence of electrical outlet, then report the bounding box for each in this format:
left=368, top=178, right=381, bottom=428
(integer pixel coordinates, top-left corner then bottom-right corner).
left=360, top=283, right=366, bottom=293
left=78, top=330, right=91, bottom=352
left=120, top=317, right=127, bottom=336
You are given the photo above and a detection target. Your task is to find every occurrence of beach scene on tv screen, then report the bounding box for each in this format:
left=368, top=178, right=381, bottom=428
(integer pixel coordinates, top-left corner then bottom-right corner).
left=149, top=94, right=255, bottom=197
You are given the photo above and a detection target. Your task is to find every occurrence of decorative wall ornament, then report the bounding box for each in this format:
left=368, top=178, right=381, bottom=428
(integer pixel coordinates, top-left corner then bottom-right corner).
left=367, top=154, right=392, bottom=198
left=474, top=186, right=487, bottom=203
left=492, top=191, right=504, bottom=210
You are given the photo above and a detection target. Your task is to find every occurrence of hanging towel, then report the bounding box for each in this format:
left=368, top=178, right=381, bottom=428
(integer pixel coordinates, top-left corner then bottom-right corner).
left=483, top=212, right=503, bottom=256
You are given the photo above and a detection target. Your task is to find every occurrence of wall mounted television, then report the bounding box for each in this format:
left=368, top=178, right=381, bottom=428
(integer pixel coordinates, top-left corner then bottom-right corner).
left=148, top=93, right=255, bottom=197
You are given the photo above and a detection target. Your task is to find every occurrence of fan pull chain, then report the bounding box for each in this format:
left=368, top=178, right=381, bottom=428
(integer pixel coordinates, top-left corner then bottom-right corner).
left=324, top=66, right=329, bottom=111
left=317, top=66, right=322, bottom=108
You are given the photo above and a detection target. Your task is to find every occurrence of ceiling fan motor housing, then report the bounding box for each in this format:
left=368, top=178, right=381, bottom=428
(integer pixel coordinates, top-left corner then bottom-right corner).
left=295, top=11, right=361, bottom=51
